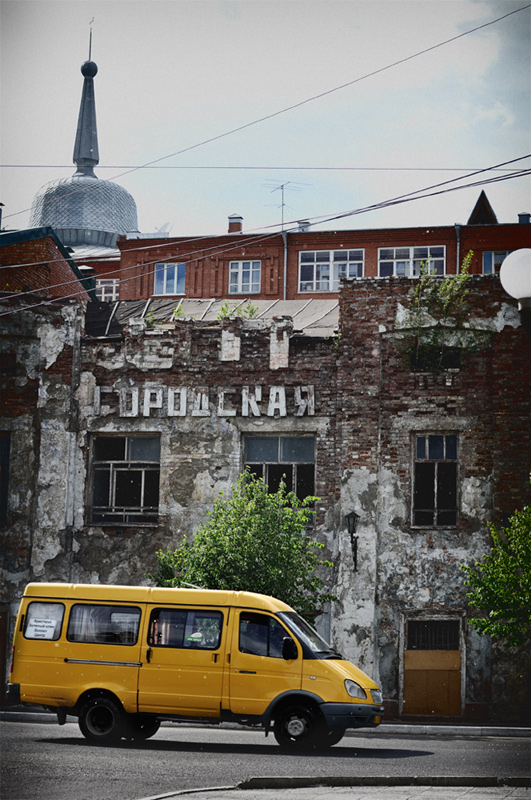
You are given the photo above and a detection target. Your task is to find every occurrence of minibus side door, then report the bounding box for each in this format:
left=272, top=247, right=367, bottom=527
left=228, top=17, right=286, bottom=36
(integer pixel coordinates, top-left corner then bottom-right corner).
left=229, top=611, right=302, bottom=716
left=138, top=605, right=226, bottom=716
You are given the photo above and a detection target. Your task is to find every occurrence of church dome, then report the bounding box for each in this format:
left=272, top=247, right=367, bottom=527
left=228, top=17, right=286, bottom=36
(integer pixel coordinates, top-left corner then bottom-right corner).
left=29, top=174, right=138, bottom=248
left=29, top=58, right=138, bottom=249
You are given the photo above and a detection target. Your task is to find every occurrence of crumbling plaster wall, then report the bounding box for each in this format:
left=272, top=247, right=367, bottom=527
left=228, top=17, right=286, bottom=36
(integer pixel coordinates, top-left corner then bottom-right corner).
left=71, top=317, right=339, bottom=588
left=334, top=276, right=530, bottom=719
left=1, top=302, right=84, bottom=624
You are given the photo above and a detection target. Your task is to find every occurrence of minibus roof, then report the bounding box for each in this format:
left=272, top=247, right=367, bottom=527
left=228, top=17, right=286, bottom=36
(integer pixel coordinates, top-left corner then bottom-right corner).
left=22, top=583, right=294, bottom=613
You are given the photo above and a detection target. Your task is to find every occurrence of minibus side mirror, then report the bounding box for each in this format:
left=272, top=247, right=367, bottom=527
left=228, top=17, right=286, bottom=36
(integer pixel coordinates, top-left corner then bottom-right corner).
left=282, top=637, right=298, bottom=660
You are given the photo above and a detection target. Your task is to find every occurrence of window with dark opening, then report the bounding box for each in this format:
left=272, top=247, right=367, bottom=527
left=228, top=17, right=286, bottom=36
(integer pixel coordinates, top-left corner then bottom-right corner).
left=407, top=619, right=460, bottom=650
left=244, top=435, right=315, bottom=500
left=413, top=434, right=457, bottom=527
left=411, top=345, right=461, bottom=372
left=90, top=435, right=160, bottom=524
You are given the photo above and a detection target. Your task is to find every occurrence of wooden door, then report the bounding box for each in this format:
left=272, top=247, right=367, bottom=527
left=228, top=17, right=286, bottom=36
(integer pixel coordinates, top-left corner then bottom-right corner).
left=403, top=619, right=461, bottom=717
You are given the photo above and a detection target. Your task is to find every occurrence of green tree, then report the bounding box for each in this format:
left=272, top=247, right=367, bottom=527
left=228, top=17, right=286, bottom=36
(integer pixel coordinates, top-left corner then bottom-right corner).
left=462, top=495, right=531, bottom=647
left=149, top=471, right=335, bottom=619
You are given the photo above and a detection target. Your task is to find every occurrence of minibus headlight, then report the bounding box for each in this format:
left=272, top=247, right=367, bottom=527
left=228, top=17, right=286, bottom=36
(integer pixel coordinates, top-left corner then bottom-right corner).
left=345, top=680, right=367, bottom=700
left=370, top=689, right=383, bottom=704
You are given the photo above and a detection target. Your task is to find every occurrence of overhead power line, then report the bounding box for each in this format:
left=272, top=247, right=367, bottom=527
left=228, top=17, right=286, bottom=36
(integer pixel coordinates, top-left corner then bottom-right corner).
left=1, top=165, right=526, bottom=172
left=3, top=3, right=530, bottom=222
left=0, top=160, right=529, bottom=316
left=2, top=154, right=530, bottom=274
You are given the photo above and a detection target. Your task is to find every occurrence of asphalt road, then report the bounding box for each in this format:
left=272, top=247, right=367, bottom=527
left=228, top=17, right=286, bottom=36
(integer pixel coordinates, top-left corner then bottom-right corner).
left=1, top=720, right=529, bottom=800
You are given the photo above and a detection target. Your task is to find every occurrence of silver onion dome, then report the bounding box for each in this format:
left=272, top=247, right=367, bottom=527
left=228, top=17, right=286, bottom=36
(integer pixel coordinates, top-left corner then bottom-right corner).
left=29, top=59, right=138, bottom=247
left=29, top=175, right=138, bottom=248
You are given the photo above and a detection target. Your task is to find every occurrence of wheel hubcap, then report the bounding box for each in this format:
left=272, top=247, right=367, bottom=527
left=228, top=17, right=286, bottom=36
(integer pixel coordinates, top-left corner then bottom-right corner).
left=286, top=716, right=306, bottom=738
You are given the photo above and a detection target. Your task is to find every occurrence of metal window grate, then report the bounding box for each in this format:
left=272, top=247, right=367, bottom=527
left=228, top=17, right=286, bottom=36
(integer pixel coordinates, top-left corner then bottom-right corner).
left=407, top=619, right=459, bottom=650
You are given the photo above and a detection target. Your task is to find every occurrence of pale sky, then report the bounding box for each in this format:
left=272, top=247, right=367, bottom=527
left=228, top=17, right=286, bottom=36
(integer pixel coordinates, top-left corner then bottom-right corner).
left=1, top=0, right=530, bottom=237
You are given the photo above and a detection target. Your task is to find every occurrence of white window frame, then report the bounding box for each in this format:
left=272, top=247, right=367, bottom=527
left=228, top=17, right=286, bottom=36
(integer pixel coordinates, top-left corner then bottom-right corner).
left=298, top=250, right=364, bottom=293
left=482, top=251, right=510, bottom=275
left=95, top=279, right=120, bottom=302
left=378, top=246, right=446, bottom=278
left=228, top=260, right=261, bottom=294
left=154, top=262, right=186, bottom=296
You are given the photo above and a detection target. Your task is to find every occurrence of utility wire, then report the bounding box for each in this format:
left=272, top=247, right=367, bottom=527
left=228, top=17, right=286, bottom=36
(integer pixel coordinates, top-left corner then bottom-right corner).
left=3, top=3, right=529, bottom=222
left=1, top=165, right=526, bottom=172
left=3, top=154, right=529, bottom=272
left=0, top=165, right=528, bottom=316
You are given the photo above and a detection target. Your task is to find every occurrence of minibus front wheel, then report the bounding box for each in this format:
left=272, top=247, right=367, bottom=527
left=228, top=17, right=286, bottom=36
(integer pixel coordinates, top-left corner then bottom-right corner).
left=78, top=695, right=127, bottom=744
left=273, top=705, right=324, bottom=750
left=126, top=715, right=161, bottom=741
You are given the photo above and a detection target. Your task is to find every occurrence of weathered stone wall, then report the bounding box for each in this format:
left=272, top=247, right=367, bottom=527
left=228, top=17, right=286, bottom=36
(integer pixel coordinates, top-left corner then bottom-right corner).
left=2, top=274, right=529, bottom=721
left=70, top=317, right=338, bottom=590
left=334, top=276, right=530, bottom=721
left=0, top=297, right=85, bottom=625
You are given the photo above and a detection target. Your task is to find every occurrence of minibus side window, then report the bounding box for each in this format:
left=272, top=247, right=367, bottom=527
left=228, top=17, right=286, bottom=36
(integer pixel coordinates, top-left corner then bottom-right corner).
left=67, top=604, right=141, bottom=645
left=24, top=602, right=65, bottom=640
left=148, top=608, right=223, bottom=650
left=239, top=612, right=290, bottom=658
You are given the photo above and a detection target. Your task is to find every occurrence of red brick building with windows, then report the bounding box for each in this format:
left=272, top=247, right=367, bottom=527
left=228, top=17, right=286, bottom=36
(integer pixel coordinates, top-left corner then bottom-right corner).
left=0, top=227, right=94, bottom=302
left=112, top=194, right=530, bottom=305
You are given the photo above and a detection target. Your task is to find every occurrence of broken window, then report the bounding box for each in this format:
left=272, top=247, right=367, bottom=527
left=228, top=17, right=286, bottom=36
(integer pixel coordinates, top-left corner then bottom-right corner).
left=90, top=435, right=160, bottom=525
left=411, top=345, right=461, bottom=372
left=407, top=619, right=460, bottom=650
left=299, top=250, right=364, bottom=292
left=244, top=435, right=315, bottom=500
left=413, top=434, right=457, bottom=527
left=0, top=432, right=10, bottom=524
left=228, top=260, right=261, bottom=294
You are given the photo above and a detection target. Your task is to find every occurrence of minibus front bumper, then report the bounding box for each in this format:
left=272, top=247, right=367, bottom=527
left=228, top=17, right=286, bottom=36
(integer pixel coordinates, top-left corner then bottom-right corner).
left=320, top=701, right=383, bottom=729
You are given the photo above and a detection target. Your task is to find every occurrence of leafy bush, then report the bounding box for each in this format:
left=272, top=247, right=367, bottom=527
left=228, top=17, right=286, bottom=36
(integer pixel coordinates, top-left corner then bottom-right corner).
left=149, top=471, right=335, bottom=620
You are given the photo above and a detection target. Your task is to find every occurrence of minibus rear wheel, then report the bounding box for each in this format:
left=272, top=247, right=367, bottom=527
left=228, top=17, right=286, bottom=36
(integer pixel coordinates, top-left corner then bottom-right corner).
left=78, top=695, right=127, bottom=744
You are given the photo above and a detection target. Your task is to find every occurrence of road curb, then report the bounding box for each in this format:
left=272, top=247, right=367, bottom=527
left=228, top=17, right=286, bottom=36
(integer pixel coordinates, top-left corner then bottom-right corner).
left=238, top=776, right=531, bottom=789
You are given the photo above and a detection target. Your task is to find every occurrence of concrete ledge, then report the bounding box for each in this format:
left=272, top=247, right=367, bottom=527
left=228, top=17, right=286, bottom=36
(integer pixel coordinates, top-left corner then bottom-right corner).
left=376, top=723, right=531, bottom=738
left=238, top=776, right=531, bottom=789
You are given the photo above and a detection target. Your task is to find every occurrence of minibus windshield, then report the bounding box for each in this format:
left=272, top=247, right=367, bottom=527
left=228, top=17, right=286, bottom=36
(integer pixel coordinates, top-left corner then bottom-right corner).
left=278, top=611, right=343, bottom=659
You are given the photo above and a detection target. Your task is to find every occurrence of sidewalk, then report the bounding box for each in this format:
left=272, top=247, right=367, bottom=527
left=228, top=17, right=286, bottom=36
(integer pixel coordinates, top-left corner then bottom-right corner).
left=140, top=782, right=531, bottom=800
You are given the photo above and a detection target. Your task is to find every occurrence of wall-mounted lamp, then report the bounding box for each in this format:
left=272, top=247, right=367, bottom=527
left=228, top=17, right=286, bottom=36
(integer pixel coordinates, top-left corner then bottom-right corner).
left=500, top=248, right=531, bottom=334
left=345, top=511, right=360, bottom=571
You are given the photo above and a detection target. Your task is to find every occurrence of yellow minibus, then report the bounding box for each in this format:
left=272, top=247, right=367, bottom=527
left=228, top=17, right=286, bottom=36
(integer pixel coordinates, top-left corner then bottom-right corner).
left=7, top=582, right=383, bottom=749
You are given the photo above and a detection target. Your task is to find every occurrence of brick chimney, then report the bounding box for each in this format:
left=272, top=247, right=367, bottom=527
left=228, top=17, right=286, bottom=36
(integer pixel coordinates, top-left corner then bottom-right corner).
left=228, top=215, right=243, bottom=234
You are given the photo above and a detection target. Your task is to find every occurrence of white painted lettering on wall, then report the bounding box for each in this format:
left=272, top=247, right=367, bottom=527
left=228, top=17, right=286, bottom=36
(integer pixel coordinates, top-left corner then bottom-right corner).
left=93, top=384, right=315, bottom=418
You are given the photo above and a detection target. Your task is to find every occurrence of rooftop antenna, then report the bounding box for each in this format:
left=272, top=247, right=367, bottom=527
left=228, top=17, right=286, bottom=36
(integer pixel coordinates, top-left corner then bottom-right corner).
left=88, top=17, right=94, bottom=60
left=262, top=180, right=310, bottom=231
